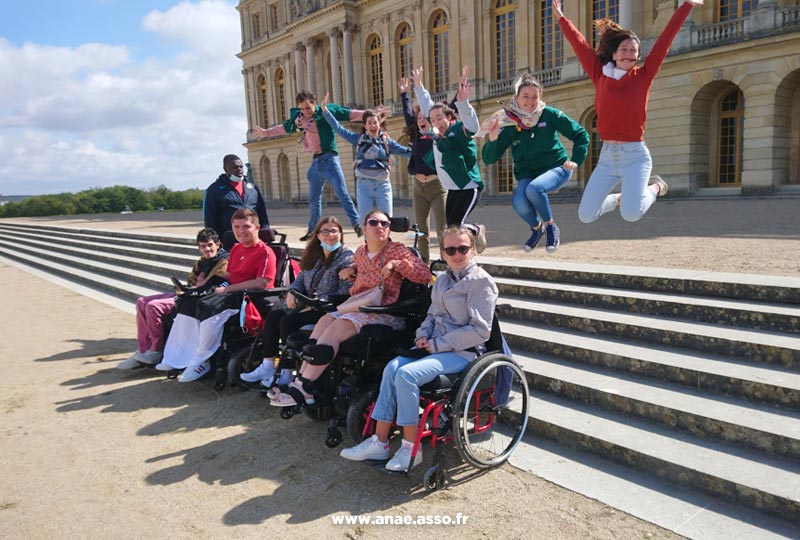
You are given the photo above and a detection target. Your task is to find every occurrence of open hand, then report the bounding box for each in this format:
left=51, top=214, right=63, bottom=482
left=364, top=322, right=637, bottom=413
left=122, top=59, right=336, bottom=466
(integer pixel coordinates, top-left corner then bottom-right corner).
left=320, top=93, right=329, bottom=111
left=398, top=77, right=410, bottom=94
left=552, top=0, right=564, bottom=19
left=411, top=66, right=424, bottom=88
left=456, top=65, right=471, bottom=101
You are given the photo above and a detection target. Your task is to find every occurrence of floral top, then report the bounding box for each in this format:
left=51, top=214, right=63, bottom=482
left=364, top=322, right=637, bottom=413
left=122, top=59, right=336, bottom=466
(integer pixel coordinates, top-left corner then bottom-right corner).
left=348, top=241, right=431, bottom=305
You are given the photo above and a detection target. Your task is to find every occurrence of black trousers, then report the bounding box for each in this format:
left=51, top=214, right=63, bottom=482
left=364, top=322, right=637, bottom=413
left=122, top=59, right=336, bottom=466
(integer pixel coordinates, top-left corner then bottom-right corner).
left=261, top=307, right=325, bottom=357
left=445, top=187, right=481, bottom=226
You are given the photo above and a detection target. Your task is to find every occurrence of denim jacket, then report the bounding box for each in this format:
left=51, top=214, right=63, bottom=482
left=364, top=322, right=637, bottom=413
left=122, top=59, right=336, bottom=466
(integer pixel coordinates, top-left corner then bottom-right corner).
left=288, top=247, right=354, bottom=298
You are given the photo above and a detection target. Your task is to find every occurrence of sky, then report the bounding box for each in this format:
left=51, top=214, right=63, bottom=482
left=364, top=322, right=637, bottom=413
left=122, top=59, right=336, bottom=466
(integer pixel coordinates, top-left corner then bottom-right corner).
left=0, top=0, right=248, bottom=196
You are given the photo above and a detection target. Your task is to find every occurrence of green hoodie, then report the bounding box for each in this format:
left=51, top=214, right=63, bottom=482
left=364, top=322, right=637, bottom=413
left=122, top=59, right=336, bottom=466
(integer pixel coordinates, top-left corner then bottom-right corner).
left=281, top=103, right=354, bottom=155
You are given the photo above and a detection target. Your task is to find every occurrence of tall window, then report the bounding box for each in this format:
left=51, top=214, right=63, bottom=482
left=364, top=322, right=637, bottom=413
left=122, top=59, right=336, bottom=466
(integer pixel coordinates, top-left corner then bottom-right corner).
left=275, top=67, right=287, bottom=121
left=495, top=153, right=514, bottom=194
left=539, top=0, right=563, bottom=70
left=718, top=89, right=744, bottom=185
left=367, top=34, right=384, bottom=106
left=397, top=23, right=414, bottom=80
left=719, top=0, right=751, bottom=22
left=257, top=74, right=268, bottom=127
left=431, top=10, right=450, bottom=94
left=270, top=4, right=279, bottom=32
left=592, top=0, right=619, bottom=47
left=252, top=13, right=261, bottom=39
left=494, top=1, right=516, bottom=80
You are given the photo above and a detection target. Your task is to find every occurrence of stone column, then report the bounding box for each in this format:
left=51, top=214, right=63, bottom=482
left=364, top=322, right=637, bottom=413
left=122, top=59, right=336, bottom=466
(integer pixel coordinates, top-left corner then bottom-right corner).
left=305, top=38, right=317, bottom=95
left=293, top=43, right=305, bottom=92
left=619, top=0, right=633, bottom=29
left=342, top=23, right=356, bottom=105
left=329, top=28, right=342, bottom=104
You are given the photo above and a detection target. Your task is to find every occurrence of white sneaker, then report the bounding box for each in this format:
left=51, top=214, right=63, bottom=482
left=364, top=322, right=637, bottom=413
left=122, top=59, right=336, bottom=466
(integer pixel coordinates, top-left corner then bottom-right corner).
left=385, top=441, right=423, bottom=472
left=240, top=361, right=276, bottom=383
left=137, top=350, right=163, bottom=365
left=340, top=434, right=391, bottom=462
left=154, top=361, right=175, bottom=372
left=117, top=353, right=143, bottom=370
left=474, top=224, right=487, bottom=254
left=178, top=361, right=210, bottom=382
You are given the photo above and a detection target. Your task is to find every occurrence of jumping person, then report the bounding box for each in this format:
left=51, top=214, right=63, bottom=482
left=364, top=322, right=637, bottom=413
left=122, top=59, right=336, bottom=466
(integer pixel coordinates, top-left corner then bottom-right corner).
left=412, top=65, right=487, bottom=253
left=252, top=91, right=367, bottom=240
left=553, top=0, right=703, bottom=223
left=320, top=93, right=411, bottom=224
left=482, top=73, right=589, bottom=253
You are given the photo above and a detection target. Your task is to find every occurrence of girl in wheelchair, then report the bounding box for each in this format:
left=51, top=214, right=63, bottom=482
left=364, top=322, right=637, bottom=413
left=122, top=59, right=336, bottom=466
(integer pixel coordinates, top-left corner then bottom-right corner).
left=339, top=225, right=498, bottom=472
left=269, top=209, right=432, bottom=407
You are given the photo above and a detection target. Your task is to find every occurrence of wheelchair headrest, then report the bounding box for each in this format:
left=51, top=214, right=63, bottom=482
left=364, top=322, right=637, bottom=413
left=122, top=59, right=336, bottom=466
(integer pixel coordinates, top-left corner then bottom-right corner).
left=389, top=216, right=410, bottom=233
left=222, top=228, right=276, bottom=250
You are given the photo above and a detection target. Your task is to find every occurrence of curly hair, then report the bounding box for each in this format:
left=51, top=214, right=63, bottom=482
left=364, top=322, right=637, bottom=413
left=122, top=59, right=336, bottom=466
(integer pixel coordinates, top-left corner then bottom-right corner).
left=594, top=18, right=641, bottom=65
left=514, top=72, right=543, bottom=97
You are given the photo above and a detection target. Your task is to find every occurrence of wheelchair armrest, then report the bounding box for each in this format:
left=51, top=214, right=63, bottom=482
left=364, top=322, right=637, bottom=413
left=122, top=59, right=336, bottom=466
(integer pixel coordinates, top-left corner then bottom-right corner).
left=290, top=290, right=341, bottom=313
left=244, top=287, right=288, bottom=298
left=359, top=296, right=427, bottom=316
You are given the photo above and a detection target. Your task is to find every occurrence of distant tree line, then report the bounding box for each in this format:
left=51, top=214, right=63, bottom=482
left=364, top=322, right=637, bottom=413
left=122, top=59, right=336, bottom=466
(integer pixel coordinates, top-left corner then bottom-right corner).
left=0, top=186, right=205, bottom=218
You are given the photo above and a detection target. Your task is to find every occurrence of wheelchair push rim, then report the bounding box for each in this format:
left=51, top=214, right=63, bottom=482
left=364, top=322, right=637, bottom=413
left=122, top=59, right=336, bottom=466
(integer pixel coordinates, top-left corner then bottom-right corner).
left=452, top=353, right=529, bottom=469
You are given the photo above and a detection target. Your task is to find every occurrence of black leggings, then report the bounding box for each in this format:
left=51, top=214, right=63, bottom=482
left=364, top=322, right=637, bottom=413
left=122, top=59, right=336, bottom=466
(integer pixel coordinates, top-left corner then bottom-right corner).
left=445, top=187, right=481, bottom=226
left=261, top=307, right=325, bottom=357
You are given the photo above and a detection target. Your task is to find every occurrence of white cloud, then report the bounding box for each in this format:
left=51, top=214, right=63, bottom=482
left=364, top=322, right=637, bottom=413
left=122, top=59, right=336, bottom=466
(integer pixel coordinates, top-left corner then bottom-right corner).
left=0, top=1, right=246, bottom=196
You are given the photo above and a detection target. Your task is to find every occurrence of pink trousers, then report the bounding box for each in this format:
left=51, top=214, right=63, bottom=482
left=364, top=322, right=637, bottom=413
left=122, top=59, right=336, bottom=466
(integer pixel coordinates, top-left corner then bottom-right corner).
left=136, top=292, right=176, bottom=353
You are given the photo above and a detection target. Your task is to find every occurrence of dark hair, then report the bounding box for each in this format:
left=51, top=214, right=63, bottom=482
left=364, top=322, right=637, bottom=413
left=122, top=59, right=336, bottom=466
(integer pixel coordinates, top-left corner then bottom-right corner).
left=429, top=101, right=457, bottom=121
left=361, top=109, right=387, bottom=133
left=295, top=90, right=317, bottom=104
left=299, top=216, right=344, bottom=271
left=222, top=154, right=241, bottom=167
left=231, top=207, right=259, bottom=225
left=196, top=228, right=220, bottom=245
left=594, top=19, right=641, bottom=65
left=514, top=72, right=543, bottom=96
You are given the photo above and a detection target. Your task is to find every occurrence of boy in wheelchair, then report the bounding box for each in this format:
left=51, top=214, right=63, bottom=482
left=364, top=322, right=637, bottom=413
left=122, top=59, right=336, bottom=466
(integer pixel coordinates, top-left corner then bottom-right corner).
left=117, top=228, right=229, bottom=369
left=269, top=210, right=432, bottom=408
left=156, top=208, right=277, bottom=382
left=340, top=226, right=498, bottom=472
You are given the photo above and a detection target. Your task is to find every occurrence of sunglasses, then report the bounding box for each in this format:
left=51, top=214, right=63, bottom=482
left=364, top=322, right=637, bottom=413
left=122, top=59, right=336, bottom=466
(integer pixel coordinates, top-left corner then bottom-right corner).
left=442, top=245, right=471, bottom=256
left=318, top=228, right=340, bottom=236
left=367, top=218, right=391, bottom=228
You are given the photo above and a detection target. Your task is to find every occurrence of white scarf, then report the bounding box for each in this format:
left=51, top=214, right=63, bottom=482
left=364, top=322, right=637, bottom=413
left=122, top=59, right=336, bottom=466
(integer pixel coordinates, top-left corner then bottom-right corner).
left=602, top=61, right=629, bottom=80
left=507, top=98, right=547, bottom=128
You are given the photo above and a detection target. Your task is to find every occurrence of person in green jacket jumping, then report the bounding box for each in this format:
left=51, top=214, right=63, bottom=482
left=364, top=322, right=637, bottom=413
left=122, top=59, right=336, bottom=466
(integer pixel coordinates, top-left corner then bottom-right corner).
left=482, top=73, right=589, bottom=253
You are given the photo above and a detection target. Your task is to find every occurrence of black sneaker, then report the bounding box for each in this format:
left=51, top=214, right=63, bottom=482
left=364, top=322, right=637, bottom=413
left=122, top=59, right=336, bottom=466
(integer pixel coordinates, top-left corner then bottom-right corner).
left=545, top=223, right=560, bottom=253
left=353, top=224, right=364, bottom=238
left=299, top=231, right=312, bottom=242
left=523, top=226, right=545, bottom=252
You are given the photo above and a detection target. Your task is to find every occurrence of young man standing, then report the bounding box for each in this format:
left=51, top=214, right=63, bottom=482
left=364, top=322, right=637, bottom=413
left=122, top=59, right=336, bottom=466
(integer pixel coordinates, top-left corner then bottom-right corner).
left=156, top=208, right=276, bottom=382
left=252, top=91, right=365, bottom=240
left=203, top=154, right=270, bottom=238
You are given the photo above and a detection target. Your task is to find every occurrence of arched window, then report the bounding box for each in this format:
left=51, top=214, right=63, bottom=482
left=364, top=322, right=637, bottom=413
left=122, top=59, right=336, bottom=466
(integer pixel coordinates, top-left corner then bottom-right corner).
left=719, top=0, right=751, bottom=22
left=539, top=0, right=563, bottom=70
left=592, top=0, right=619, bottom=48
left=494, top=0, right=516, bottom=80
left=278, top=154, right=292, bottom=201
left=396, top=23, right=414, bottom=80
left=718, top=89, right=744, bottom=185
left=257, top=74, right=268, bottom=127
left=430, top=10, right=450, bottom=95
left=495, top=152, right=514, bottom=194
left=275, top=67, right=287, bottom=121
left=260, top=156, right=272, bottom=200
left=367, top=34, right=384, bottom=106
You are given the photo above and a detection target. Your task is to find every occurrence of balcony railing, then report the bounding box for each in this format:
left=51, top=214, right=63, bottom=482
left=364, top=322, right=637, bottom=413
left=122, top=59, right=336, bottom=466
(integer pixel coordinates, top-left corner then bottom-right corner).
left=694, top=18, right=746, bottom=47
left=783, top=6, right=800, bottom=27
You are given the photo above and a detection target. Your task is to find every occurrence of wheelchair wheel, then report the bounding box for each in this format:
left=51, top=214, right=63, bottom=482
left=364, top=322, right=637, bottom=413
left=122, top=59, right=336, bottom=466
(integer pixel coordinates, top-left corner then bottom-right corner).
left=423, top=465, right=447, bottom=492
left=213, top=372, right=227, bottom=392
left=452, top=353, right=529, bottom=470
left=345, top=387, right=379, bottom=443
left=227, top=346, right=257, bottom=388
left=325, top=428, right=343, bottom=448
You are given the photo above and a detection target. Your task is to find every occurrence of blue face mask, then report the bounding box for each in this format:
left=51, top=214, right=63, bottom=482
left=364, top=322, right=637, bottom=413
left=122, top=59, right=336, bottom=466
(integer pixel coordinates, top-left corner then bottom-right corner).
left=320, top=241, right=341, bottom=252
left=229, top=174, right=243, bottom=182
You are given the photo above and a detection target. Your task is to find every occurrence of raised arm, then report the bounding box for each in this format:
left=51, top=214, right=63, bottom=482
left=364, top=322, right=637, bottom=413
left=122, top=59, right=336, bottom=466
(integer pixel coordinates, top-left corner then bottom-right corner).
left=398, top=77, right=416, bottom=127
left=554, top=0, right=602, bottom=82
left=320, top=93, right=361, bottom=146
left=642, top=1, right=697, bottom=80
left=454, top=65, right=479, bottom=134
left=412, top=66, right=433, bottom=117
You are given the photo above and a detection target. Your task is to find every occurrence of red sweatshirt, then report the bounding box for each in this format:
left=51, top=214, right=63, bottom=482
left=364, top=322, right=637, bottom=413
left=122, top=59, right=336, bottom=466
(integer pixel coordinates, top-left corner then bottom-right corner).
left=559, top=2, right=692, bottom=142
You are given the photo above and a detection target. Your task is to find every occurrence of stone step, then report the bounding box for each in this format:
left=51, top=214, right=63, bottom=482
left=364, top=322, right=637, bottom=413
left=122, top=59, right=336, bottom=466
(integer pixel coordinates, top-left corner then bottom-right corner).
left=481, top=258, right=800, bottom=305
left=495, top=276, right=800, bottom=334
left=0, top=236, right=171, bottom=292
left=0, top=224, right=199, bottom=257
left=500, top=319, right=800, bottom=409
left=499, top=297, right=800, bottom=370
left=0, top=222, right=196, bottom=247
left=0, top=230, right=196, bottom=272
left=0, top=245, right=160, bottom=303
left=524, top=390, right=800, bottom=527
left=513, top=349, right=800, bottom=459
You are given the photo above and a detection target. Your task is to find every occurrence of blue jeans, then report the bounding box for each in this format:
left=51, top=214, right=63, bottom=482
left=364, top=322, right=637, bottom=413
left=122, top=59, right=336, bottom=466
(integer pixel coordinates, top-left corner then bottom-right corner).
left=356, top=178, right=392, bottom=223
left=306, top=153, right=360, bottom=231
left=512, top=166, right=573, bottom=227
left=370, top=352, right=470, bottom=427
left=578, top=141, right=654, bottom=223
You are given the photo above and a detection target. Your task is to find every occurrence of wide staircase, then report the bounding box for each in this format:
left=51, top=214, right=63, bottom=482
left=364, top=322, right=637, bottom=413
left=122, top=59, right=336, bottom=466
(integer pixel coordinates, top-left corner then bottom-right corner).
left=1, top=221, right=799, bottom=539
